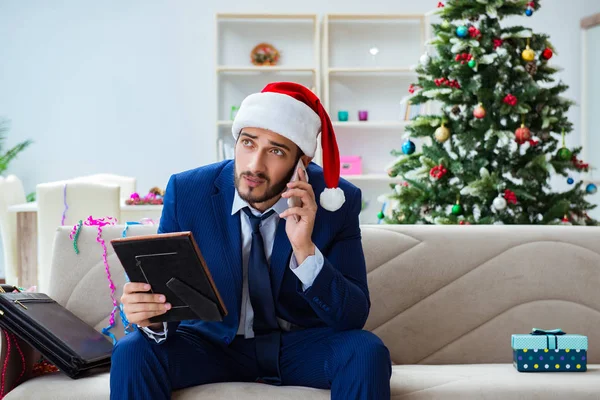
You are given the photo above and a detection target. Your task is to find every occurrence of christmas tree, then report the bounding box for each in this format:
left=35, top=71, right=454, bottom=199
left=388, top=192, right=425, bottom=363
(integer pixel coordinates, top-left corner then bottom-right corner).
left=384, top=0, right=598, bottom=226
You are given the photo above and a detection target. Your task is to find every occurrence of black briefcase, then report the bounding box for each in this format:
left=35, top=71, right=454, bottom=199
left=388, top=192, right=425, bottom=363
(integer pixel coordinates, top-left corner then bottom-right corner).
left=0, top=291, right=114, bottom=379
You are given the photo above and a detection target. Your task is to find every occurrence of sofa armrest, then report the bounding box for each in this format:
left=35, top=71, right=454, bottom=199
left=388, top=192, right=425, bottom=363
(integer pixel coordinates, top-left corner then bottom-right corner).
left=0, top=329, right=38, bottom=396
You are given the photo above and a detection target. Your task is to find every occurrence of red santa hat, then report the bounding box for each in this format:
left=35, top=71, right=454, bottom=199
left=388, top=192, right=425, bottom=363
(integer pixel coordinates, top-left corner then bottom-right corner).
left=232, top=82, right=345, bottom=212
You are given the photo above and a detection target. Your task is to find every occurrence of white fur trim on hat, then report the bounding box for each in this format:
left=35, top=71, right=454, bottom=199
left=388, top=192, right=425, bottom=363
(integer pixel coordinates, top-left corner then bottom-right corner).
left=232, top=92, right=321, bottom=157
left=320, top=187, right=345, bottom=212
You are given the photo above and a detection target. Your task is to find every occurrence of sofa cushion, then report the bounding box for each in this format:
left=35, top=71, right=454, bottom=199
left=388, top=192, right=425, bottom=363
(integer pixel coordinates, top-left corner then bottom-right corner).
left=47, top=225, right=600, bottom=366
left=6, top=364, right=600, bottom=400
left=360, top=225, right=600, bottom=365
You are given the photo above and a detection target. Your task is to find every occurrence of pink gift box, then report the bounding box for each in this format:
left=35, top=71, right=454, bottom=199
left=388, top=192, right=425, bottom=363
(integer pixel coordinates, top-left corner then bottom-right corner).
left=340, top=156, right=362, bottom=175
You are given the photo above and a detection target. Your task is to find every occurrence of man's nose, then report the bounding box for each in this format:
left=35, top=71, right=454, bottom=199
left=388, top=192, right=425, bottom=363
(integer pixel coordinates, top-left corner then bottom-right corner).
left=248, top=152, right=267, bottom=173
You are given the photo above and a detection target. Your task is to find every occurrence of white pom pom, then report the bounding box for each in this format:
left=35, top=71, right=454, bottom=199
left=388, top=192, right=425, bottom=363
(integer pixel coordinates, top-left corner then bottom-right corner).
left=320, top=187, right=345, bottom=212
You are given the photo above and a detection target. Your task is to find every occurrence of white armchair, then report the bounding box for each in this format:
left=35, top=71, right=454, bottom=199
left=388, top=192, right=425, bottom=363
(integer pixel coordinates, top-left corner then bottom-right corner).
left=72, top=174, right=136, bottom=199
left=36, top=181, right=121, bottom=292
left=0, top=175, right=26, bottom=285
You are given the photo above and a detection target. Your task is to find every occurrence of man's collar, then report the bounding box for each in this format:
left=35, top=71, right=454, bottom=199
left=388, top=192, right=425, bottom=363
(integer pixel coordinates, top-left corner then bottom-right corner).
left=231, top=187, right=288, bottom=217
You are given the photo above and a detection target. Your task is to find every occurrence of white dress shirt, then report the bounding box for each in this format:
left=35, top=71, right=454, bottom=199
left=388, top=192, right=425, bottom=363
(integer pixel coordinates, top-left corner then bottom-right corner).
left=141, top=188, right=324, bottom=343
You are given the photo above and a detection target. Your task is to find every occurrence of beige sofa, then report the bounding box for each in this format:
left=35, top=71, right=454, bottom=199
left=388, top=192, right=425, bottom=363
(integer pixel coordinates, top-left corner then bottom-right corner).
left=4, top=224, right=600, bottom=399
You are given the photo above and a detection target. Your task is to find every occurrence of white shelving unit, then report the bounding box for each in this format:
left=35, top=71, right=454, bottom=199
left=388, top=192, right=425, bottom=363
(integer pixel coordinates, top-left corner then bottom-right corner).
left=333, top=121, right=410, bottom=128
left=216, top=13, right=320, bottom=162
left=323, top=13, right=428, bottom=223
left=215, top=13, right=432, bottom=224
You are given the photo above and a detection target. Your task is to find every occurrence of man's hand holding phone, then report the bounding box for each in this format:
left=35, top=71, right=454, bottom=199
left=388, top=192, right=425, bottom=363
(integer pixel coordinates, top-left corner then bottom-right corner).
left=280, top=160, right=317, bottom=264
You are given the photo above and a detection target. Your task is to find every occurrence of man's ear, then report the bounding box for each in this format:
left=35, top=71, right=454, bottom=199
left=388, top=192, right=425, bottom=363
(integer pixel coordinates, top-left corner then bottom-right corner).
left=300, top=154, right=311, bottom=167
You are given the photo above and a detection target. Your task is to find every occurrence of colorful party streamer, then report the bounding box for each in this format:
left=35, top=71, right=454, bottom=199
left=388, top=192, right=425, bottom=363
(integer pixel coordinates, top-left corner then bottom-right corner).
left=60, top=184, right=69, bottom=225
left=69, top=220, right=83, bottom=254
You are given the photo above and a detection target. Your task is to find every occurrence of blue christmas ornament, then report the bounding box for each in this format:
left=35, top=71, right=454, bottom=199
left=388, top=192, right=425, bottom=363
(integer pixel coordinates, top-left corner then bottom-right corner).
left=567, top=177, right=574, bottom=185
left=525, top=8, right=533, bottom=16
left=456, top=26, right=468, bottom=38
left=586, top=183, right=598, bottom=194
left=402, top=140, right=416, bottom=155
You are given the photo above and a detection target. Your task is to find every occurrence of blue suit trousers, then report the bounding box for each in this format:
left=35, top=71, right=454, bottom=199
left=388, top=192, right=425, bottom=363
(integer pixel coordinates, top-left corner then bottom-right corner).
left=110, top=327, right=391, bottom=400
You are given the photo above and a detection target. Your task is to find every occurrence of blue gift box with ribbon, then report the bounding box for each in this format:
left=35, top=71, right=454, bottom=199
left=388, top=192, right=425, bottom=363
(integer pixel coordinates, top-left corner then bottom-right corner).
left=511, top=328, right=588, bottom=372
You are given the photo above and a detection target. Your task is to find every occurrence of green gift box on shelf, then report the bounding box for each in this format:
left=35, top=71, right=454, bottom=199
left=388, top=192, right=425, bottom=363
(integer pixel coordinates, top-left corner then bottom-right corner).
left=511, top=328, right=588, bottom=372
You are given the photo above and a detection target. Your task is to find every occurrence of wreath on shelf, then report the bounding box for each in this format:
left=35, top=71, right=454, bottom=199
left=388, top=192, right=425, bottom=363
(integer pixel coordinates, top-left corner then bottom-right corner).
left=126, top=187, right=164, bottom=205
left=251, top=43, right=280, bottom=66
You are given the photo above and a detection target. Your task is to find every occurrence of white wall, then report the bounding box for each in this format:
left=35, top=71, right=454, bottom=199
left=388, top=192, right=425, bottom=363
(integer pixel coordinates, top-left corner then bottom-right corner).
left=0, top=0, right=597, bottom=278
left=0, top=0, right=594, bottom=193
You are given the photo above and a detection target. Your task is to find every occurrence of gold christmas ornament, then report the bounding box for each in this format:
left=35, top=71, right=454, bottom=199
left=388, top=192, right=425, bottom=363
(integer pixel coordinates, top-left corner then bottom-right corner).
left=522, top=47, right=535, bottom=62
left=522, top=39, right=535, bottom=62
left=435, top=123, right=451, bottom=143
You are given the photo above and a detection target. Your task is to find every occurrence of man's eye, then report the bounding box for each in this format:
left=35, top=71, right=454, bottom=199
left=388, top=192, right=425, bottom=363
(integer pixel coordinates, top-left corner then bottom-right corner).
left=272, top=149, right=284, bottom=156
left=242, top=139, right=252, bottom=146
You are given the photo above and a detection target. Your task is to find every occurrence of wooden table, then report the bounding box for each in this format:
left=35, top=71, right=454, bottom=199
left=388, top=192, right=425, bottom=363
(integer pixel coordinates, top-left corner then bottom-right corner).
left=7, top=201, right=163, bottom=288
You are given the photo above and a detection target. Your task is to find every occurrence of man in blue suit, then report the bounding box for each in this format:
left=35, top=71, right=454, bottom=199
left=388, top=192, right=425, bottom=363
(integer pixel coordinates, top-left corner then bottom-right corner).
left=111, top=82, right=392, bottom=399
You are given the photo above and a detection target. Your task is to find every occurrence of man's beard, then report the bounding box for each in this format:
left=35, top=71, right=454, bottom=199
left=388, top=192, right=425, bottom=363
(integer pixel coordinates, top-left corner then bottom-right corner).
left=234, top=164, right=296, bottom=205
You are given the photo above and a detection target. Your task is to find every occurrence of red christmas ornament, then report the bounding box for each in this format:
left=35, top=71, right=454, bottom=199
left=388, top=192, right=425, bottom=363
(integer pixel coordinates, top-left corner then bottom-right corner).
left=468, top=26, right=481, bottom=39
left=562, top=215, right=570, bottom=223
left=437, top=2, right=445, bottom=7
left=434, top=77, right=461, bottom=89
left=455, top=53, right=473, bottom=64
left=542, top=48, right=553, bottom=60
left=493, top=38, right=504, bottom=49
left=473, top=104, right=486, bottom=119
left=571, top=155, right=589, bottom=170
left=459, top=221, right=471, bottom=225
left=430, top=165, right=448, bottom=180
left=503, top=94, right=518, bottom=106
left=504, top=189, right=518, bottom=205
left=529, top=1, right=535, bottom=7
left=515, top=125, right=531, bottom=144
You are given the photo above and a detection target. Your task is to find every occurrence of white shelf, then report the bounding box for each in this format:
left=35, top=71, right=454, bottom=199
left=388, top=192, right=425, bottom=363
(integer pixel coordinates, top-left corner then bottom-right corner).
left=217, top=13, right=317, bottom=20
left=341, top=174, right=398, bottom=182
left=221, top=120, right=409, bottom=129
left=328, top=67, right=415, bottom=74
left=333, top=121, right=409, bottom=128
left=120, top=204, right=164, bottom=212
left=328, top=14, right=424, bottom=21
left=217, top=66, right=316, bottom=73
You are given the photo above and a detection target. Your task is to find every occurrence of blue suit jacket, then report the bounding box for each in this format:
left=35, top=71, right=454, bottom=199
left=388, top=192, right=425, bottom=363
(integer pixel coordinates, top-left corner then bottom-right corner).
left=155, top=160, right=370, bottom=346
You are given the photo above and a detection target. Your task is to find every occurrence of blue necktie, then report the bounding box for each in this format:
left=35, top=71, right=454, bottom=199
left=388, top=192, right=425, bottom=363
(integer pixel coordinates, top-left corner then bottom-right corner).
left=242, top=207, right=281, bottom=384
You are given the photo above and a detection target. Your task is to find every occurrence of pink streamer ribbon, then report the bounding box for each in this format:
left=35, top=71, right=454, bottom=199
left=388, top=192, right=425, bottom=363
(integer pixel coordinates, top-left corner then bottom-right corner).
left=1, top=331, right=25, bottom=399
left=82, top=216, right=119, bottom=331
